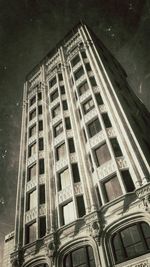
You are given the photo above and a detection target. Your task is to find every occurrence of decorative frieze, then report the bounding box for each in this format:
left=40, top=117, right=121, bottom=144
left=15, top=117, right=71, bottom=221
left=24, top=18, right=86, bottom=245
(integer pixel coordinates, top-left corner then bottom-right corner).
left=27, top=154, right=36, bottom=166
left=116, top=157, right=128, bottom=169
left=75, top=74, right=86, bottom=87
left=48, top=82, right=57, bottom=93
left=84, top=108, right=99, bottom=124
left=58, top=185, right=72, bottom=204
left=88, top=71, right=94, bottom=77
left=26, top=177, right=37, bottom=192
left=79, top=89, right=91, bottom=104
left=25, top=207, right=37, bottom=223
left=52, top=114, right=62, bottom=126
left=136, top=183, right=150, bottom=198
left=39, top=150, right=44, bottom=159
left=28, top=135, right=36, bottom=145
left=125, top=259, right=149, bottom=267
left=72, top=61, right=82, bottom=73
left=54, top=132, right=65, bottom=146
left=49, top=97, right=60, bottom=109
left=74, top=182, right=83, bottom=195
left=66, top=130, right=73, bottom=138
left=97, top=160, right=115, bottom=180
left=55, top=158, right=68, bottom=172
left=89, top=130, right=105, bottom=149
left=107, top=127, right=116, bottom=138
left=39, top=204, right=46, bottom=216
left=99, top=104, right=107, bottom=113
left=39, top=175, right=45, bottom=184
left=28, top=116, right=37, bottom=128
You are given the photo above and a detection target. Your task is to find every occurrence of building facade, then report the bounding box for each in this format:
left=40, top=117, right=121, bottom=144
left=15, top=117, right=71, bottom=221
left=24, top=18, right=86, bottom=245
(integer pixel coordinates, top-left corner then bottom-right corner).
left=3, top=232, right=14, bottom=267
left=7, top=22, right=150, bottom=267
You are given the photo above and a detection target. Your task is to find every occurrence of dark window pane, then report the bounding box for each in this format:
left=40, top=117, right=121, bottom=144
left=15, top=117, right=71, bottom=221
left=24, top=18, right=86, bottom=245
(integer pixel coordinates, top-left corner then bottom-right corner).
left=39, top=159, right=45, bottom=174
left=76, top=195, right=85, bottom=218
left=58, top=73, right=63, bottom=81
left=110, top=138, right=123, bottom=157
left=121, top=170, right=135, bottom=192
left=71, top=54, right=80, bottom=67
left=78, top=81, right=89, bottom=96
left=52, top=104, right=60, bottom=118
left=65, top=117, right=71, bottom=129
left=83, top=98, right=94, bottom=114
left=85, top=63, right=92, bottom=71
left=25, top=222, right=36, bottom=244
left=102, top=113, right=112, bottom=128
left=29, top=124, right=36, bottom=137
left=94, top=143, right=111, bottom=166
left=49, top=76, right=57, bottom=88
left=39, top=216, right=46, bottom=238
left=74, top=67, right=84, bottom=81
left=88, top=118, right=101, bottom=137
left=68, top=138, right=75, bottom=153
left=38, top=105, right=42, bottom=115
left=112, top=233, right=125, bottom=263
left=50, top=89, right=58, bottom=102
left=28, top=142, right=36, bottom=157
left=38, top=92, right=42, bottom=100
left=54, top=121, right=63, bottom=137
left=78, top=108, right=82, bottom=119
left=95, top=93, right=103, bottom=105
left=60, top=85, right=65, bottom=94
left=63, top=100, right=68, bottom=110
left=26, top=190, right=36, bottom=211
left=29, top=109, right=36, bottom=120
left=72, top=163, right=80, bottom=182
left=39, top=184, right=45, bottom=204
left=90, top=77, right=97, bottom=86
left=81, top=51, right=87, bottom=58
left=39, top=138, right=44, bottom=151
left=141, top=222, right=150, bottom=249
left=104, top=176, right=122, bottom=202
left=83, top=128, right=87, bottom=143
left=30, top=96, right=36, bottom=106
left=39, top=120, right=43, bottom=131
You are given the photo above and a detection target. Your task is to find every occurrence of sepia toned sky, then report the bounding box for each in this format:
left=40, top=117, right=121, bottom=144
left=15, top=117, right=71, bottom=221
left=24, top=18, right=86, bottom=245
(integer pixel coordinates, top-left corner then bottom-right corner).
left=0, top=0, right=150, bottom=264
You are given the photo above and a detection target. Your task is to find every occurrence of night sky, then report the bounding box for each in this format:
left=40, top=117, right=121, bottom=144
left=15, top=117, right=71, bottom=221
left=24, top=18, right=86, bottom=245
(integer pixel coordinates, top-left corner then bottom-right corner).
left=0, top=0, right=150, bottom=263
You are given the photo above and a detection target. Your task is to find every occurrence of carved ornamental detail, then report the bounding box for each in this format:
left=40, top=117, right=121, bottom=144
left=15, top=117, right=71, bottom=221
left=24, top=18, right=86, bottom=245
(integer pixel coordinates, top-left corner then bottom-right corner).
left=136, top=182, right=150, bottom=212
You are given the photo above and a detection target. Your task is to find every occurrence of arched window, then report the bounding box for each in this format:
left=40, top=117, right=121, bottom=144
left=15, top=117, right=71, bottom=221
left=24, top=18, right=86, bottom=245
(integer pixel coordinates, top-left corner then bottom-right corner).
left=63, top=245, right=96, bottom=267
left=112, top=222, right=150, bottom=264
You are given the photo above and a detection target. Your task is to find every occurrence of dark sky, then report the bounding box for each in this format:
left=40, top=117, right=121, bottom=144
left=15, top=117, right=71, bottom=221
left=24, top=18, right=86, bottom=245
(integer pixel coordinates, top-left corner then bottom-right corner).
left=0, top=0, right=150, bottom=262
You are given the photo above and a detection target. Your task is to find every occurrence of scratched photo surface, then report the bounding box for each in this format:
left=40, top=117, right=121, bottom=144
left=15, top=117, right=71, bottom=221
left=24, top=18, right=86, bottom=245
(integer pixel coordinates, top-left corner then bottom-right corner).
left=0, top=0, right=150, bottom=264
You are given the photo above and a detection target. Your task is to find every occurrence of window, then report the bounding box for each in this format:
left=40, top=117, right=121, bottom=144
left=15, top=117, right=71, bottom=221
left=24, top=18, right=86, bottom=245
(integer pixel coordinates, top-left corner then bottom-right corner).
left=50, top=89, right=58, bottom=102
left=83, top=98, right=94, bottom=114
left=25, top=222, right=36, bottom=244
left=95, top=93, right=103, bottom=105
left=61, top=201, right=75, bottom=225
left=29, top=124, right=36, bottom=137
left=102, top=113, right=112, bottom=128
left=38, top=105, right=42, bottom=115
left=49, top=76, right=56, bottom=88
left=39, top=217, right=46, bottom=238
left=78, top=108, right=82, bottom=119
left=58, top=168, right=70, bottom=190
left=94, top=143, right=111, bottom=166
left=28, top=142, right=36, bottom=157
left=78, top=81, right=89, bottom=96
left=76, top=195, right=85, bottom=218
left=54, top=121, right=63, bottom=137
left=26, top=190, right=36, bottom=211
left=56, top=143, right=66, bottom=161
left=39, top=159, right=44, bottom=175
left=83, top=128, right=87, bottom=142
left=87, top=118, right=101, bottom=137
left=68, top=138, right=75, bottom=153
left=30, top=96, right=36, bottom=106
left=65, top=117, right=71, bottom=130
left=39, top=184, right=45, bottom=204
left=71, top=163, right=80, bottom=182
left=52, top=104, right=60, bottom=118
left=60, top=85, right=65, bottom=94
left=38, top=92, right=42, bottom=100
left=58, top=73, right=63, bottom=81
left=39, top=120, right=43, bottom=131
left=71, top=54, right=80, bottom=67
left=74, top=67, right=84, bottom=80
left=39, top=138, right=44, bottom=151
left=96, top=186, right=102, bottom=206
left=89, top=154, right=94, bottom=172
left=121, top=170, right=135, bottom=192
left=29, top=109, right=36, bottom=121
left=62, top=100, right=68, bottom=110
left=112, top=222, right=150, bottom=264
left=85, top=63, right=92, bottom=71
left=89, top=77, right=97, bottom=86
left=110, top=138, right=123, bottom=157
left=103, top=175, right=122, bottom=202
left=28, top=164, right=36, bottom=181
left=75, top=91, right=78, bottom=101
left=63, top=246, right=96, bottom=267
left=81, top=51, right=87, bottom=58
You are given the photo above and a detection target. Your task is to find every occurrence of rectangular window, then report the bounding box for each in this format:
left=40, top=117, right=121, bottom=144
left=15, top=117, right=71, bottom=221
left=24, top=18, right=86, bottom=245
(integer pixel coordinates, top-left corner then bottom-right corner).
left=58, top=73, right=63, bottom=81
left=65, top=117, right=71, bottom=130
left=60, top=85, right=65, bottom=94
left=28, top=164, right=36, bottom=181
left=39, top=217, right=46, bottom=238
left=28, top=142, right=36, bottom=157
left=62, top=100, right=68, bottom=110
left=26, top=190, right=36, bottom=211
left=38, top=92, right=42, bottom=100
left=102, top=113, right=112, bottom=128
left=94, top=143, right=111, bottom=167
left=76, top=195, right=85, bottom=218
left=39, top=120, right=43, bottom=131
left=39, top=159, right=45, bottom=175
left=81, top=51, right=87, bottom=58
left=90, top=77, right=97, bottom=86
left=58, top=168, right=70, bottom=190
left=30, top=96, right=36, bottom=106
left=85, top=63, right=92, bottom=72
left=95, top=93, right=103, bottom=105
left=78, top=108, right=82, bottom=119
left=121, top=170, right=135, bottom=192
left=25, top=222, right=36, bottom=244
left=56, top=143, right=66, bottom=161
left=71, top=54, right=80, bottom=67
left=74, top=67, right=84, bottom=81
left=110, top=138, right=123, bottom=157
left=29, top=124, right=36, bottom=137
left=49, top=76, right=57, bottom=88
left=39, top=184, right=45, bottom=204
left=68, top=138, right=75, bottom=153
left=87, top=118, right=101, bottom=137
left=54, top=121, right=63, bottom=137
left=62, top=201, right=75, bottom=225
left=39, top=138, right=44, bottom=151
left=83, top=98, right=94, bottom=114
left=71, top=163, right=80, bottom=182
left=103, top=176, right=122, bottom=202
left=52, top=104, right=60, bottom=118
left=38, top=105, right=42, bottom=115
left=83, top=128, right=87, bottom=142
left=50, top=89, right=59, bottom=102
left=78, top=81, right=89, bottom=96
left=29, top=109, right=36, bottom=121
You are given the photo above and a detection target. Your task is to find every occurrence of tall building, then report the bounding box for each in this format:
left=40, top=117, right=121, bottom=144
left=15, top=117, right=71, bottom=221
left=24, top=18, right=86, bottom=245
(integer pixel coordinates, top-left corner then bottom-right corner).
left=6, top=22, right=150, bottom=267
left=3, top=232, right=14, bottom=267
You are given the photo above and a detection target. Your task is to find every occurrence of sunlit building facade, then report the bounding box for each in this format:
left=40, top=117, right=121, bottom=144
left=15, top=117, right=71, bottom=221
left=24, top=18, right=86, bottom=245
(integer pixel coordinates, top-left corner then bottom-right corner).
left=7, top=22, right=150, bottom=267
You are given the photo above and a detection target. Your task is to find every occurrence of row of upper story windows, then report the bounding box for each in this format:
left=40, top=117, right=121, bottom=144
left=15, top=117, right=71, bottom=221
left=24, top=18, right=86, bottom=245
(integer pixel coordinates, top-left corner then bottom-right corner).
left=29, top=105, right=42, bottom=121
left=29, top=92, right=42, bottom=107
